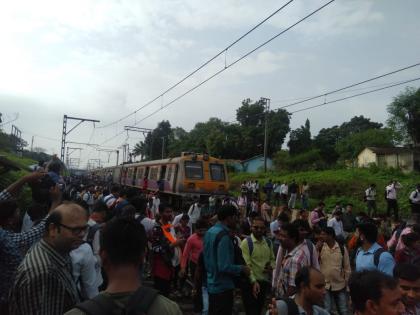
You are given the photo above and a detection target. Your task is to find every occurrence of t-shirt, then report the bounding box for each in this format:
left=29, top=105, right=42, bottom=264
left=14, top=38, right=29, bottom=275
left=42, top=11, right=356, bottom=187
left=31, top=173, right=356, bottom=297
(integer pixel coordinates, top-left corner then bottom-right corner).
left=64, top=291, right=182, bottom=315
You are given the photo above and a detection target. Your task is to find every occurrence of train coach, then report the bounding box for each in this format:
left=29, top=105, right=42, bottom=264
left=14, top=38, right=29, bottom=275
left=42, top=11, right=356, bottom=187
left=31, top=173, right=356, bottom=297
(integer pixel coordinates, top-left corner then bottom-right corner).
left=91, top=152, right=230, bottom=206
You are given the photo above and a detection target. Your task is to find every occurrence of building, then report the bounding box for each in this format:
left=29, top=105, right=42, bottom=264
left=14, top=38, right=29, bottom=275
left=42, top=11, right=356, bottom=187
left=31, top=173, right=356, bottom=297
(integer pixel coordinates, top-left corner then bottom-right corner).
left=239, top=154, right=274, bottom=173
left=357, top=147, right=420, bottom=173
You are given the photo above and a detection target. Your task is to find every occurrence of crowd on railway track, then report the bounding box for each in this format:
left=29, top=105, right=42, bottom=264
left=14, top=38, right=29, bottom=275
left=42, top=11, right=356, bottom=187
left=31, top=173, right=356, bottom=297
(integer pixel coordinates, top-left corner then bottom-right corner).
left=1, top=158, right=420, bottom=315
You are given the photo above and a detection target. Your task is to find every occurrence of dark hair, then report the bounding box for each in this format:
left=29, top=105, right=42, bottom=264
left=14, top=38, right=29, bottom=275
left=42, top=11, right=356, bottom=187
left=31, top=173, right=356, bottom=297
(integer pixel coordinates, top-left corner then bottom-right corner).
left=349, top=270, right=398, bottom=312
left=401, top=232, right=420, bottom=247
left=119, top=204, right=136, bottom=219
left=252, top=216, right=265, bottom=224
left=129, top=196, right=147, bottom=215
left=217, top=204, right=238, bottom=221
left=277, top=212, right=290, bottom=223
left=195, top=218, right=209, bottom=230
left=158, top=203, right=172, bottom=214
left=357, top=222, right=378, bottom=243
left=27, top=202, right=48, bottom=222
left=181, top=214, right=190, bottom=222
left=100, top=217, right=147, bottom=266
left=110, top=185, right=120, bottom=194
left=281, top=223, right=300, bottom=243
left=394, top=263, right=420, bottom=281
left=0, top=199, right=18, bottom=222
left=295, top=267, right=320, bottom=292
left=48, top=160, right=61, bottom=173
left=92, top=201, right=108, bottom=214
left=249, top=211, right=259, bottom=219
left=322, top=226, right=336, bottom=238
left=318, top=201, right=325, bottom=207
left=293, top=219, right=311, bottom=232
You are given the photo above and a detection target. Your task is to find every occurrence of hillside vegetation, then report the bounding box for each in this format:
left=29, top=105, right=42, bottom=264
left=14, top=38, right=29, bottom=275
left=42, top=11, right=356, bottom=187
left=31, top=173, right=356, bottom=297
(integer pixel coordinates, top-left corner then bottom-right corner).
left=229, top=167, right=420, bottom=218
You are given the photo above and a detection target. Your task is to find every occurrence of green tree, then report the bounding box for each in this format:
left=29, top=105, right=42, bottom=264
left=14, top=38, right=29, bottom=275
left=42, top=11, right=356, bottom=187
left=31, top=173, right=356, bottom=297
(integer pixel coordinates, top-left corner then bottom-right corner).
left=288, top=118, right=311, bottom=156
left=335, top=128, right=395, bottom=160
left=387, top=87, right=420, bottom=146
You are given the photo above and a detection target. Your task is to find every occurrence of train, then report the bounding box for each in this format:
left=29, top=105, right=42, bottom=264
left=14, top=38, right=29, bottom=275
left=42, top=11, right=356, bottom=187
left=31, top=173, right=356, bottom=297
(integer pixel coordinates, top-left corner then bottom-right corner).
left=89, top=152, right=230, bottom=207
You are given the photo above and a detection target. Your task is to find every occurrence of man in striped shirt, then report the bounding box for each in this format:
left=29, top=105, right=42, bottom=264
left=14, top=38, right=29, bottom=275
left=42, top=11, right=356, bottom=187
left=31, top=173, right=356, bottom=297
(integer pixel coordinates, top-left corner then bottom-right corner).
left=9, top=203, right=88, bottom=315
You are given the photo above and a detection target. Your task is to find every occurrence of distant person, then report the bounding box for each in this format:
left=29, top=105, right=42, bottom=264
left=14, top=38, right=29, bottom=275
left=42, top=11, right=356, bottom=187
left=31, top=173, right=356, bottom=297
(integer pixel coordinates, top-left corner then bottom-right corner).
left=365, top=184, right=377, bottom=217
left=385, top=180, right=402, bottom=220
left=300, top=181, right=310, bottom=210
left=409, top=184, right=420, bottom=224
left=288, top=180, right=298, bottom=209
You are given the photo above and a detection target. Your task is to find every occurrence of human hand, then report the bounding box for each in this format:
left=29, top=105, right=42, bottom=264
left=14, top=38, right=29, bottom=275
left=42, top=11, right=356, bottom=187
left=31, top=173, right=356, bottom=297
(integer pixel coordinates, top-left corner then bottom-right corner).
left=268, top=298, right=278, bottom=315
left=23, top=171, right=46, bottom=184
left=252, top=282, right=260, bottom=299
left=242, top=266, right=251, bottom=276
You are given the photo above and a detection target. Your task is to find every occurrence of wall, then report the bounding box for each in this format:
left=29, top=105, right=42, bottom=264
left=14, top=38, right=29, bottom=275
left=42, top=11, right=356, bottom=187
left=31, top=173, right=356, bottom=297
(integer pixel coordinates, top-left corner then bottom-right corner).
left=243, top=157, right=274, bottom=173
left=357, top=148, right=377, bottom=167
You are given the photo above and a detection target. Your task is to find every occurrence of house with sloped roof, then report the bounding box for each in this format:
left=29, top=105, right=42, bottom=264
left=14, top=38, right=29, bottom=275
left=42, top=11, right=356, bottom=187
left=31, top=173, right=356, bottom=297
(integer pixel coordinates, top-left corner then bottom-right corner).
left=357, top=147, right=420, bottom=173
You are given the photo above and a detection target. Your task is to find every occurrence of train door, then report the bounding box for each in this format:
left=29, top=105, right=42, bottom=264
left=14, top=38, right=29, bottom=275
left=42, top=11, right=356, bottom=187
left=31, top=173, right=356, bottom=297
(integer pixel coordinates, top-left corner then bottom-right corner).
left=173, top=164, right=179, bottom=193
left=132, top=167, right=137, bottom=186
left=159, top=165, right=167, bottom=191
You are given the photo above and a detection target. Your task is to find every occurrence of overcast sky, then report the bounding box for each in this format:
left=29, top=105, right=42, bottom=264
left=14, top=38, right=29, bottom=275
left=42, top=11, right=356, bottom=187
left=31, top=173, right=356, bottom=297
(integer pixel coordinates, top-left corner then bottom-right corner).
left=1, top=0, right=419, bottom=168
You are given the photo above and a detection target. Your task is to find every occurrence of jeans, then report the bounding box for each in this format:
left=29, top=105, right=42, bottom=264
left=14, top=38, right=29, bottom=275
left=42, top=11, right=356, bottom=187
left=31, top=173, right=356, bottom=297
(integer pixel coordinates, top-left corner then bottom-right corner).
left=324, top=289, right=349, bottom=315
left=366, top=200, right=377, bottom=217
left=202, top=287, right=209, bottom=315
left=209, top=289, right=234, bottom=315
left=387, top=199, right=399, bottom=220
left=241, top=281, right=269, bottom=315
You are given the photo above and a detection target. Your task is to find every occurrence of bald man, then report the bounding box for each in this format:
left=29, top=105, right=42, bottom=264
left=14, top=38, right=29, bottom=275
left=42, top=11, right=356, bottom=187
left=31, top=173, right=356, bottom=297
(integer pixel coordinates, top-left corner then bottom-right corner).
left=9, top=203, right=89, bottom=315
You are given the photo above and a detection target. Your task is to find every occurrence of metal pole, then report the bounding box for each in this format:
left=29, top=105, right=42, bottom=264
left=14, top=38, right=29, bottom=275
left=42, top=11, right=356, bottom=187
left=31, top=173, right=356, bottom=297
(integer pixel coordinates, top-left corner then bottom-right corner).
left=116, top=150, right=119, bottom=166
left=261, top=97, right=270, bottom=173
left=161, top=137, right=165, bottom=159
left=31, top=136, right=34, bottom=152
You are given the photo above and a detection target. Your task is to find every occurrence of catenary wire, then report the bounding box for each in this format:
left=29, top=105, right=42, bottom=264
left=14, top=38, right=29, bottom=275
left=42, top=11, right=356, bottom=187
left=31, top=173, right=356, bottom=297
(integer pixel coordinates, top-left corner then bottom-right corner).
left=96, top=0, right=296, bottom=129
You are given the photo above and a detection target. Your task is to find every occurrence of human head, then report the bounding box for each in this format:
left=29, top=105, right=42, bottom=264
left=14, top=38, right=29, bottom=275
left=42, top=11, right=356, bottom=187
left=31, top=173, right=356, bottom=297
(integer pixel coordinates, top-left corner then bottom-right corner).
left=0, top=199, right=19, bottom=230
left=349, top=270, right=404, bottom=315
left=357, top=222, right=378, bottom=245
left=100, top=217, right=147, bottom=271
left=91, top=201, right=108, bottom=223
left=346, top=204, right=353, bottom=212
left=119, top=204, right=136, bottom=219
left=47, top=160, right=61, bottom=174
left=158, top=203, right=173, bottom=223
left=180, top=214, right=190, bottom=226
left=293, top=219, right=311, bottom=241
left=393, top=263, right=420, bottom=309
left=318, top=202, right=325, bottom=210
left=277, top=212, right=290, bottom=224
left=401, top=232, right=420, bottom=249
left=110, top=185, right=120, bottom=197
left=371, top=184, right=376, bottom=188
left=251, top=216, right=266, bottom=240
left=334, top=210, right=343, bottom=221
left=44, top=202, right=88, bottom=253
left=87, top=184, right=95, bottom=193
left=278, top=223, right=300, bottom=251
left=298, top=209, right=309, bottom=221
left=217, top=204, right=238, bottom=229
left=129, top=196, right=148, bottom=216
left=295, top=267, right=326, bottom=306
left=321, top=226, right=336, bottom=243
left=195, top=218, right=209, bottom=237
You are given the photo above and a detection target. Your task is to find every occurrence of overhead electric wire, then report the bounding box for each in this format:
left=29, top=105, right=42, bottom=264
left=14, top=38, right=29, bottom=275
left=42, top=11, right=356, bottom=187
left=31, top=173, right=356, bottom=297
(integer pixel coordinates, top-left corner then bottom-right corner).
left=290, top=77, right=420, bottom=114
left=100, top=0, right=335, bottom=146
left=97, top=0, right=296, bottom=129
left=279, top=62, right=420, bottom=110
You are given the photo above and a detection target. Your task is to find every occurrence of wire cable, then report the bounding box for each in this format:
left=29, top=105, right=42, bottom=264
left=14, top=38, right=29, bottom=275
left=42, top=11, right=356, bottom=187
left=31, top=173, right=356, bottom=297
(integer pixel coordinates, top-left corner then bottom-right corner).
left=290, top=77, right=420, bottom=114
left=97, top=0, right=296, bottom=129
left=99, top=0, right=335, bottom=146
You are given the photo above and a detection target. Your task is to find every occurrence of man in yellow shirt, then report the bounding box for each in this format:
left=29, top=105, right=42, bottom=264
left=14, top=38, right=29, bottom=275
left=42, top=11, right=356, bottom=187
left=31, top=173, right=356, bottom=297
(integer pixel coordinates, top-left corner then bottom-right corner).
left=241, top=216, right=275, bottom=315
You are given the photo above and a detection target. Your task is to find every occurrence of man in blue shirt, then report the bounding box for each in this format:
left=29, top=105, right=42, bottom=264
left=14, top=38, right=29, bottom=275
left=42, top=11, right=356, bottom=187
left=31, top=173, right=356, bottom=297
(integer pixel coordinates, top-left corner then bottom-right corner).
left=204, top=204, right=250, bottom=315
left=355, top=223, right=395, bottom=276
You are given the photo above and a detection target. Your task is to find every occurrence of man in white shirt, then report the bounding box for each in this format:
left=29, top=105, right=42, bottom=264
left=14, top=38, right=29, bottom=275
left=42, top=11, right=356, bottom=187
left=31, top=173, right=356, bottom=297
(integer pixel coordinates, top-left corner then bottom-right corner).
left=82, top=184, right=95, bottom=213
left=327, top=210, right=345, bottom=242
left=150, top=193, right=160, bottom=218
left=365, top=184, right=377, bottom=217
left=409, top=184, right=420, bottom=224
left=385, top=180, right=402, bottom=220
left=280, top=182, right=288, bottom=205
left=188, top=200, right=201, bottom=230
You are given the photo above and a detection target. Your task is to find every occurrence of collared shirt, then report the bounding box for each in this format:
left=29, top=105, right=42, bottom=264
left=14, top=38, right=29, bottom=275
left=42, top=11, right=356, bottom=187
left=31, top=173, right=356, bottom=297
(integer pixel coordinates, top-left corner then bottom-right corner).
left=365, top=187, right=376, bottom=200
left=280, top=184, right=288, bottom=195
left=276, top=243, right=307, bottom=297
left=327, top=217, right=344, bottom=237
left=203, top=222, right=242, bottom=294
left=269, top=299, right=330, bottom=315
left=320, top=242, right=351, bottom=291
left=355, top=242, right=395, bottom=276
left=402, top=303, right=420, bottom=315
left=386, top=182, right=402, bottom=200
left=0, top=217, right=48, bottom=303
left=70, top=243, right=101, bottom=300
left=0, top=189, right=12, bottom=201
left=181, top=233, right=203, bottom=268
left=9, top=239, right=80, bottom=315
left=241, top=234, right=275, bottom=283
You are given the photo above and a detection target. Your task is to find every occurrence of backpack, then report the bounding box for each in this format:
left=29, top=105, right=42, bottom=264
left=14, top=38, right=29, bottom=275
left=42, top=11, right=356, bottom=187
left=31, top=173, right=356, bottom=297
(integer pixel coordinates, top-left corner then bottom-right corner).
left=409, top=191, right=418, bottom=204
left=86, top=224, right=103, bottom=250
left=305, top=239, right=315, bottom=266
left=75, top=286, right=158, bottom=315
left=246, top=236, right=272, bottom=256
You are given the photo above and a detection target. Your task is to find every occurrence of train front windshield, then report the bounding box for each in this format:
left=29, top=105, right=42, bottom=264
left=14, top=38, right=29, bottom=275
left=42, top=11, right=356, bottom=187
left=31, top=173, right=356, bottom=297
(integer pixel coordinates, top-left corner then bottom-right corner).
left=185, top=161, right=204, bottom=179
left=210, top=163, right=225, bottom=181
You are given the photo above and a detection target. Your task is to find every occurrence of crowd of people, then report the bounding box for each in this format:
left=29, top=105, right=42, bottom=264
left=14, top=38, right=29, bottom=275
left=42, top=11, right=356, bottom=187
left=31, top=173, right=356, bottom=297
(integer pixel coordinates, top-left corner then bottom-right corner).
left=0, top=162, right=420, bottom=315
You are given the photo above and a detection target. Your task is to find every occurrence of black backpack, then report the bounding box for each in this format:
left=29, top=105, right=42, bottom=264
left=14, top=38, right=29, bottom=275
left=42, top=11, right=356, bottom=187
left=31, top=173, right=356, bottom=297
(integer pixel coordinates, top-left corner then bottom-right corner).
left=75, top=286, right=158, bottom=315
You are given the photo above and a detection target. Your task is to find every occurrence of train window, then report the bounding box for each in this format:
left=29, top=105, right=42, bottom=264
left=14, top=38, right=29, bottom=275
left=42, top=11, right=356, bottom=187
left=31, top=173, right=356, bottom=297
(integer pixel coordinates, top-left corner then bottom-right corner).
left=210, top=163, right=225, bottom=181
left=137, top=167, right=144, bottom=179
left=150, top=167, right=158, bottom=180
left=185, top=161, right=203, bottom=179
left=167, top=166, right=173, bottom=181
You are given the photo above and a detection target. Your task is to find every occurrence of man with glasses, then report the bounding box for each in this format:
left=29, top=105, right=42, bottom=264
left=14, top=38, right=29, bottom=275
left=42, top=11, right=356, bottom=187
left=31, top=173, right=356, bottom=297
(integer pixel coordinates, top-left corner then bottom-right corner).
left=9, top=202, right=89, bottom=315
left=241, top=216, right=275, bottom=315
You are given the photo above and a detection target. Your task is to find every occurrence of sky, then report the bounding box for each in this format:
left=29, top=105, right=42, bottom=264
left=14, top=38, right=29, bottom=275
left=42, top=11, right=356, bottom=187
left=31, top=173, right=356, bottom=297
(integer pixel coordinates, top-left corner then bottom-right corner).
left=0, top=0, right=419, bottom=168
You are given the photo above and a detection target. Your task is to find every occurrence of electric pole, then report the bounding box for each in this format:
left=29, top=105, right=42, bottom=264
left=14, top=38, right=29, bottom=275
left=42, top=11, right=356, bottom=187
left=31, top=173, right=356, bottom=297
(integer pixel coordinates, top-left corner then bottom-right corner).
left=60, top=115, right=100, bottom=164
left=161, top=137, right=165, bottom=159
left=261, top=97, right=270, bottom=173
